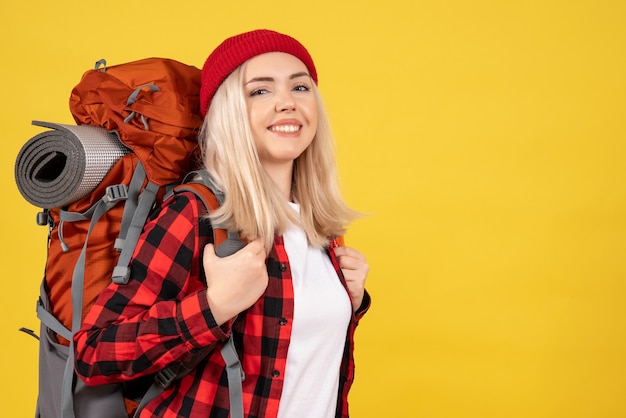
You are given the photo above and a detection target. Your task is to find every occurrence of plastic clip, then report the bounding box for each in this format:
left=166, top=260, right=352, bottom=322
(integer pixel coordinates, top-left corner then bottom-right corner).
left=36, top=211, right=48, bottom=226
left=154, top=366, right=179, bottom=389
left=103, top=184, right=129, bottom=204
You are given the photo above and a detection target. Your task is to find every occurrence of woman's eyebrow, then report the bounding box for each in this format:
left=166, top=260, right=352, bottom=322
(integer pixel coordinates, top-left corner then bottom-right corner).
left=245, top=72, right=310, bottom=85
left=290, top=71, right=310, bottom=79
left=245, top=76, right=273, bottom=85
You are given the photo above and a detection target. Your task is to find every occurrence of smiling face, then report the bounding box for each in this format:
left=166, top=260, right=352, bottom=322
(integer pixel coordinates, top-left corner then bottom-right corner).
left=243, top=52, right=318, bottom=175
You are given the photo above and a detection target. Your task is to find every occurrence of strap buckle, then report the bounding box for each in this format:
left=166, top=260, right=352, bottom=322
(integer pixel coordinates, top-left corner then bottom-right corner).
left=154, top=365, right=179, bottom=389
left=103, top=184, right=128, bottom=204
left=36, top=210, right=49, bottom=226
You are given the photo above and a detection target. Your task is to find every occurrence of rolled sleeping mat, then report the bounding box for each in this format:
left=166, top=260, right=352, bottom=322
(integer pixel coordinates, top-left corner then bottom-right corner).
left=15, top=121, right=131, bottom=209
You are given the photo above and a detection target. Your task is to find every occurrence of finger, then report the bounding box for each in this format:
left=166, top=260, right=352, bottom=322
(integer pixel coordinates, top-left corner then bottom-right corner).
left=334, top=246, right=366, bottom=261
left=338, top=254, right=368, bottom=270
left=203, top=243, right=216, bottom=260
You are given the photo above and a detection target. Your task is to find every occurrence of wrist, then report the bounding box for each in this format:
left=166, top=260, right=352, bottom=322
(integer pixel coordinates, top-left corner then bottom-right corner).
left=352, top=294, right=364, bottom=313
left=206, top=288, right=232, bottom=326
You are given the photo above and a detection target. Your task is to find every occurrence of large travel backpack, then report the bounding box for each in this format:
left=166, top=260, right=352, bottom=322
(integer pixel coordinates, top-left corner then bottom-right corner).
left=15, top=58, right=243, bottom=418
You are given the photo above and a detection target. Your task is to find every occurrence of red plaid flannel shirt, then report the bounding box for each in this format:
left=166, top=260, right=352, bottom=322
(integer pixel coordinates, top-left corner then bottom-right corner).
left=74, top=191, right=369, bottom=417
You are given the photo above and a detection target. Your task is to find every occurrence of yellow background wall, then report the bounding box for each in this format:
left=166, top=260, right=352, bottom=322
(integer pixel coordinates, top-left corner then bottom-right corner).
left=1, top=1, right=625, bottom=417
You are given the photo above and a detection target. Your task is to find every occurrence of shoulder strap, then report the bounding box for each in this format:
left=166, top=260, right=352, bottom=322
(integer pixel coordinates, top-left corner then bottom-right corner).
left=175, top=174, right=246, bottom=257
left=135, top=172, right=245, bottom=418
left=174, top=181, right=228, bottom=245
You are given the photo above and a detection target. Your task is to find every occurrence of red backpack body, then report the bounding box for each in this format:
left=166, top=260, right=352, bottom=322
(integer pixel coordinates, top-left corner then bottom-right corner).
left=69, top=58, right=202, bottom=186
left=45, top=57, right=203, bottom=345
left=15, top=57, right=209, bottom=418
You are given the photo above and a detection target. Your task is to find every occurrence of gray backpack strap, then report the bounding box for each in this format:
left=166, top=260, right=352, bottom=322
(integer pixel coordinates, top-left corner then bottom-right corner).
left=112, top=170, right=160, bottom=284
left=191, top=171, right=245, bottom=418
left=136, top=324, right=245, bottom=417
left=135, top=171, right=245, bottom=418
left=134, top=344, right=213, bottom=416
left=36, top=298, right=71, bottom=342
left=114, top=161, right=149, bottom=252
left=221, top=333, right=245, bottom=418
left=134, top=381, right=161, bottom=416
left=59, top=187, right=129, bottom=418
left=181, top=171, right=245, bottom=258
left=56, top=189, right=126, bottom=252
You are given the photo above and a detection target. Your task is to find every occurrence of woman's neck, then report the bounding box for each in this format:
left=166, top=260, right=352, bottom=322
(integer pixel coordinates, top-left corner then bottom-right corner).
left=262, top=162, right=294, bottom=201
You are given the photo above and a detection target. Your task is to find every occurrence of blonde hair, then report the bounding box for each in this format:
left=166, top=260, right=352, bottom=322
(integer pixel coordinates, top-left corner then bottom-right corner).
left=198, top=65, right=358, bottom=250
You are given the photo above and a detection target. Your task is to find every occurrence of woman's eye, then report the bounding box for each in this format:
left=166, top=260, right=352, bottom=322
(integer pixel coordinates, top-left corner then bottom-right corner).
left=294, top=84, right=310, bottom=92
left=250, top=88, right=269, bottom=96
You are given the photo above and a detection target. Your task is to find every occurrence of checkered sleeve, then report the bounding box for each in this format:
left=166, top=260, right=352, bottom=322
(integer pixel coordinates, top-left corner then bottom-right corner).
left=354, top=290, right=371, bottom=323
left=74, top=192, right=229, bottom=386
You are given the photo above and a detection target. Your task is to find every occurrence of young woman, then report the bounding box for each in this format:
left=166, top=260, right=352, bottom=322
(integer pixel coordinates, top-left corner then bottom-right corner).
left=74, top=29, right=370, bottom=418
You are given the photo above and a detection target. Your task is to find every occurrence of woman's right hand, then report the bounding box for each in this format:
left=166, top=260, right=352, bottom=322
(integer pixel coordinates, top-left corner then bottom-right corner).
left=203, top=238, right=269, bottom=325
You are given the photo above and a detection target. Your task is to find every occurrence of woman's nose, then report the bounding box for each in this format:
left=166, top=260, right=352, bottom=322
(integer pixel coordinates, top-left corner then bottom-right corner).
left=275, top=90, right=296, bottom=112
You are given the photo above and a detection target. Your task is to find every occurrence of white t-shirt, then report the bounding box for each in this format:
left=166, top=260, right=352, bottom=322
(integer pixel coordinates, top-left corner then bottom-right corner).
left=277, top=203, right=352, bottom=418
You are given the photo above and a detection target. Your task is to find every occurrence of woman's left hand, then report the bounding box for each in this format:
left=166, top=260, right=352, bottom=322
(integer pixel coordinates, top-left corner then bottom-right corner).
left=334, top=246, right=369, bottom=312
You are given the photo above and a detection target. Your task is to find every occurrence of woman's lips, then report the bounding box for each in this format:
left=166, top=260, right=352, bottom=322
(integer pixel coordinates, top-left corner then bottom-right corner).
left=268, top=119, right=302, bottom=133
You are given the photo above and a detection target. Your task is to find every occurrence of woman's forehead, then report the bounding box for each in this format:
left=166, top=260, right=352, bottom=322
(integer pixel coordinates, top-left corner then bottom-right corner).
left=243, top=52, right=310, bottom=79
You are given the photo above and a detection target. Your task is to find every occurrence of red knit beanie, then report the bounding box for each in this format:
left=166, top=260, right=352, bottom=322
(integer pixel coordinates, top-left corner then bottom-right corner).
left=200, top=29, right=318, bottom=117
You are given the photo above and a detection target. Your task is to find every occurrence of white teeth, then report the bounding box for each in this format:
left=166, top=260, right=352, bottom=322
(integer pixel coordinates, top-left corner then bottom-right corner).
left=269, top=125, right=300, bottom=133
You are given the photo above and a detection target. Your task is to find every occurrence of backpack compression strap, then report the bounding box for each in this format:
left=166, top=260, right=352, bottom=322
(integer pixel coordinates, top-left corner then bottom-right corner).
left=112, top=162, right=160, bottom=285
left=54, top=180, right=131, bottom=418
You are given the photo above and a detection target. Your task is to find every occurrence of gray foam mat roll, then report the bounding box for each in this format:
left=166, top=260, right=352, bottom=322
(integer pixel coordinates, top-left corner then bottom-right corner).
left=15, top=121, right=131, bottom=209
